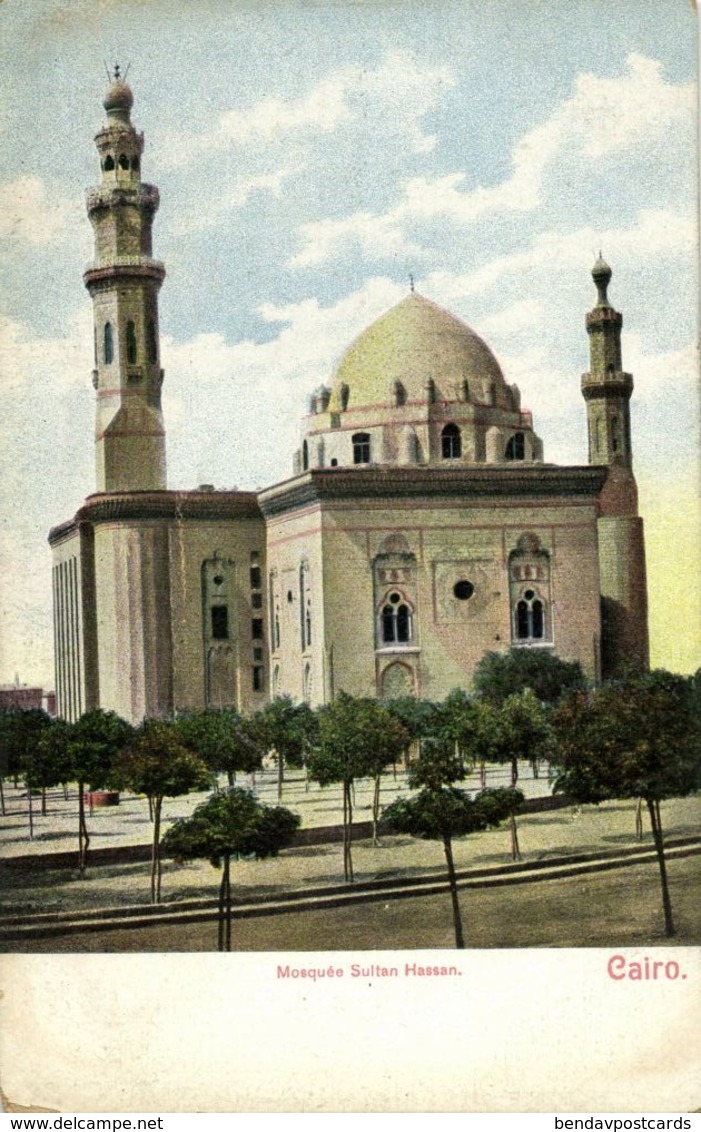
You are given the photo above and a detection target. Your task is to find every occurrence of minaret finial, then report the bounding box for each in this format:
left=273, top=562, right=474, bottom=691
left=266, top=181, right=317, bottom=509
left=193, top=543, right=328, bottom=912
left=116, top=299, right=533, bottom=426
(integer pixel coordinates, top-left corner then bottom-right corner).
left=409, top=273, right=415, bottom=293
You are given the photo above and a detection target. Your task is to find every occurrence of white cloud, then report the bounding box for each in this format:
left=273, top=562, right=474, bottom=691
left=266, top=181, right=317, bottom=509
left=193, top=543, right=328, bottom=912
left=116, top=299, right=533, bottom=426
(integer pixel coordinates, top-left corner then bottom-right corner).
left=0, top=176, right=81, bottom=246
left=172, top=164, right=301, bottom=234
left=291, top=54, right=695, bottom=266
left=160, top=50, right=454, bottom=167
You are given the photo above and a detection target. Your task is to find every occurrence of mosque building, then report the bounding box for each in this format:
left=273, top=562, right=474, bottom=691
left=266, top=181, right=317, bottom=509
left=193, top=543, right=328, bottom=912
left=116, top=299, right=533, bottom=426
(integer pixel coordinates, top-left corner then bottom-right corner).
left=48, top=76, right=649, bottom=724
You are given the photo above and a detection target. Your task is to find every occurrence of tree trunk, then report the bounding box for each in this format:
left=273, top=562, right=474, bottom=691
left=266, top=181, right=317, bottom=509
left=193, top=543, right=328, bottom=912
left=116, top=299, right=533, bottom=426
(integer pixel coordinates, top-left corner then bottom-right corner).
left=511, top=758, right=518, bottom=787
left=510, top=811, right=521, bottom=861
left=148, top=794, right=154, bottom=822
left=28, top=782, right=34, bottom=841
left=480, top=761, right=486, bottom=788
left=646, top=797, right=675, bottom=938
left=224, top=853, right=232, bottom=952
left=0, top=776, right=5, bottom=816
left=372, top=774, right=381, bottom=846
left=151, top=795, right=163, bottom=905
left=218, top=861, right=226, bottom=952
left=78, top=780, right=89, bottom=874
left=277, top=751, right=284, bottom=801
left=442, top=835, right=464, bottom=949
left=342, top=780, right=354, bottom=883
left=635, top=797, right=644, bottom=841
left=531, top=758, right=540, bottom=779
left=41, top=785, right=47, bottom=816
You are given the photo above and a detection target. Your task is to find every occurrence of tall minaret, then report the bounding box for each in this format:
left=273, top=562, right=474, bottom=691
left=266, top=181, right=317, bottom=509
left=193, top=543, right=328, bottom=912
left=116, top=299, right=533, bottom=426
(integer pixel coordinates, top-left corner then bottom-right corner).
left=84, top=69, right=167, bottom=493
left=581, top=258, right=649, bottom=677
left=581, top=255, right=633, bottom=469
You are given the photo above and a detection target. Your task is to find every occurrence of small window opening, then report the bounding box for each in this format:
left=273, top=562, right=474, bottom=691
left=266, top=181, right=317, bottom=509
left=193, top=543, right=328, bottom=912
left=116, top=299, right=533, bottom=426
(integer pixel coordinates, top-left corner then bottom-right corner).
left=382, top=601, right=412, bottom=644
left=352, top=433, right=371, bottom=464
left=302, top=440, right=309, bottom=470
left=118, top=154, right=130, bottom=170
left=211, top=605, right=229, bottom=640
left=251, top=592, right=262, bottom=609
left=251, top=618, right=264, bottom=640
left=515, top=594, right=545, bottom=641
left=103, top=155, right=115, bottom=172
left=441, top=423, right=462, bottom=459
left=250, top=566, right=261, bottom=590
left=252, top=666, right=264, bottom=692
left=505, top=432, right=525, bottom=460
left=147, top=320, right=157, bottom=365
left=126, top=320, right=137, bottom=365
left=340, top=384, right=350, bottom=411
left=131, top=156, right=140, bottom=173
left=104, top=322, right=114, bottom=365
left=453, top=580, right=474, bottom=600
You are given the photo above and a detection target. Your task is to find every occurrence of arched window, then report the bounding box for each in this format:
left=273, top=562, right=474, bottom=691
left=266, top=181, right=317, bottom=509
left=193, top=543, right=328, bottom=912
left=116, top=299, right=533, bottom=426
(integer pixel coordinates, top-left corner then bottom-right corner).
left=302, top=440, right=309, bottom=470
left=103, top=155, right=115, bottom=172
left=381, top=592, right=412, bottom=644
left=147, top=320, right=158, bottom=365
left=611, top=416, right=619, bottom=453
left=352, top=433, right=371, bottom=464
left=505, top=432, right=525, bottom=460
left=131, top=156, right=140, bottom=173
left=103, top=322, right=114, bottom=364
left=514, top=589, right=545, bottom=641
left=126, top=320, right=137, bottom=365
left=441, top=423, right=461, bottom=459
left=118, top=154, right=130, bottom=170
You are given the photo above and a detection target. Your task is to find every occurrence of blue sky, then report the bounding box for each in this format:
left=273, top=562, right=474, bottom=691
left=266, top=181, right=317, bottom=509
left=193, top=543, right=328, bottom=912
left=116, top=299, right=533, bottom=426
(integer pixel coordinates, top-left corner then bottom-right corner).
left=0, top=0, right=698, bottom=686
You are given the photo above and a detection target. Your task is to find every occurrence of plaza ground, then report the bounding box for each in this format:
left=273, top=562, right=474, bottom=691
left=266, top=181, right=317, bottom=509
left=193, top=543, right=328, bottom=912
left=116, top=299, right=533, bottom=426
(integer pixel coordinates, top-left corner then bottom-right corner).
left=1, top=764, right=699, bottom=951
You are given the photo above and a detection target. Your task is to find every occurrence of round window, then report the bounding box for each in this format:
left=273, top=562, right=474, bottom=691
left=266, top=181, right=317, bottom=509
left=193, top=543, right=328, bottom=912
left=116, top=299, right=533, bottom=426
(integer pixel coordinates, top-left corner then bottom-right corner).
left=213, top=575, right=224, bottom=586
left=524, top=589, right=535, bottom=600
left=453, top=580, right=474, bottom=601
left=389, top=592, right=402, bottom=604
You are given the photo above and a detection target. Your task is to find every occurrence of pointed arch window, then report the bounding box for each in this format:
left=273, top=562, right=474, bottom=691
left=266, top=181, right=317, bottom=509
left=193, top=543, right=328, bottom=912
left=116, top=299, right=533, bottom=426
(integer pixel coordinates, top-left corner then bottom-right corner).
left=118, top=154, right=130, bottom=170
left=505, top=432, right=525, bottom=460
left=441, top=423, right=462, bottom=459
left=352, top=433, right=371, bottom=465
left=515, top=590, right=545, bottom=641
left=103, top=155, right=115, bottom=172
left=302, top=440, right=309, bottom=471
left=126, top=321, right=138, bottom=365
left=147, top=320, right=158, bottom=365
left=103, top=322, right=114, bottom=365
left=381, top=591, right=413, bottom=644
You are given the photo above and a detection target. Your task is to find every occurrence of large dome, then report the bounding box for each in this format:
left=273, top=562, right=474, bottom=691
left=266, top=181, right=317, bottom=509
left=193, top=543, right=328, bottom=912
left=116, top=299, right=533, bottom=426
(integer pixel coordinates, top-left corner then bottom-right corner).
left=329, top=292, right=505, bottom=411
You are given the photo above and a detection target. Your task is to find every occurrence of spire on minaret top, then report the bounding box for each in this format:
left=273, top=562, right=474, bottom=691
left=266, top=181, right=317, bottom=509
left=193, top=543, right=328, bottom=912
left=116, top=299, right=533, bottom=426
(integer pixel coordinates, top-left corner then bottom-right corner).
left=591, top=252, right=613, bottom=308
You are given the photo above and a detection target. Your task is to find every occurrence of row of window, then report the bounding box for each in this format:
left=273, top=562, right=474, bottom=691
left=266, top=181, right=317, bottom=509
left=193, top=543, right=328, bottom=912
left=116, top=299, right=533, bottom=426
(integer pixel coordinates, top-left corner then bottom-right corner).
left=103, top=153, right=139, bottom=173
left=303, top=428, right=528, bottom=468
left=378, top=588, right=548, bottom=646
left=102, top=320, right=158, bottom=367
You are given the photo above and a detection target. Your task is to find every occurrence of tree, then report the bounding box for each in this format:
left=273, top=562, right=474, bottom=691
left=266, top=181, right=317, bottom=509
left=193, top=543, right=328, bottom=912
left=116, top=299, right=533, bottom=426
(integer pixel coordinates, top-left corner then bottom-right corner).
left=0, top=709, right=55, bottom=836
left=551, top=670, right=701, bottom=938
left=67, top=709, right=134, bottom=873
left=382, top=743, right=523, bottom=948
left=381, top=697, right=439, bottom=773
left=307, top=693, right=409, bottom=879
left=175, top=708, right=262, bottom=788
left=161, top=788, right=300, bottom=950
left=25, top=717, right=73, bottom=817
left=113, top=719, right=211, bottom=903
left=248, top=696, right=319, bottom=799
left=474, top=648, right=586, bottom=706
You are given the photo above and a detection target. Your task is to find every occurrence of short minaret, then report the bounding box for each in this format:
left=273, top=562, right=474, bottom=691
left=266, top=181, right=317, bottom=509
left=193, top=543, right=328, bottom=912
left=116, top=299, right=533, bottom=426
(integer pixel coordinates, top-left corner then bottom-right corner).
left=581, top=256, right=633, bottom=469
left=581, top=258, right=649, bottom=677
left=84, top=69, right=167, bottom=493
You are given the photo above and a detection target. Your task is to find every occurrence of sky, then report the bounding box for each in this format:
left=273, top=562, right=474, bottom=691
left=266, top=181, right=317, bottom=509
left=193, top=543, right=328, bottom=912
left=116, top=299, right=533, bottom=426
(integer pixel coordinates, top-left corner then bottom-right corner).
left=0, top=0, right=698, bottom=687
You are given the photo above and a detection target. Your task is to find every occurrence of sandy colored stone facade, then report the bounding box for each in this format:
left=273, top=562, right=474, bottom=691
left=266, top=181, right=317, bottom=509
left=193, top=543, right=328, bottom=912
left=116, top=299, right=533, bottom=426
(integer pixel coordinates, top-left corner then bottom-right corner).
left=48, top=80, right=649, bottom=723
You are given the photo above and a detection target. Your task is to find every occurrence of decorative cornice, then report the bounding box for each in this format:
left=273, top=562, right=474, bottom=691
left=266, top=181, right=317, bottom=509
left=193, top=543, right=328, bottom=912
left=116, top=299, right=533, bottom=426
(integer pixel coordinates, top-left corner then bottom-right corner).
left=48, top=489, right=263, bottom=544
left=258, top=464, right=609, bottom=518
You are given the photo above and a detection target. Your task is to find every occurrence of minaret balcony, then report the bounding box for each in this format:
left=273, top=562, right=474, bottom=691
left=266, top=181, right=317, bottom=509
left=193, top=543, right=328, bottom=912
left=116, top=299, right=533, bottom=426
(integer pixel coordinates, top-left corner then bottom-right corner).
left=83, top=256, right=165, bottom=291
left=86, top=183, right=160, bottom=216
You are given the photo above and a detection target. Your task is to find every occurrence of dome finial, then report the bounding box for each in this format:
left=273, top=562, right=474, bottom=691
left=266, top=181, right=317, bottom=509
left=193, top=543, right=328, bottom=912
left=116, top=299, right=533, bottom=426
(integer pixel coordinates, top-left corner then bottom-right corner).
left=103, top=62, right=134, bottom=121
left=592, top=252, right=612, bottom=308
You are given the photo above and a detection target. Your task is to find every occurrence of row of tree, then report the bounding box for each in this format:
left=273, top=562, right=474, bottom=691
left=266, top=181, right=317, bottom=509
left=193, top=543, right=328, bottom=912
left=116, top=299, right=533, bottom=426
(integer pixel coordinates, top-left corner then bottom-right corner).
left=1, top=651, right=699, bottom=948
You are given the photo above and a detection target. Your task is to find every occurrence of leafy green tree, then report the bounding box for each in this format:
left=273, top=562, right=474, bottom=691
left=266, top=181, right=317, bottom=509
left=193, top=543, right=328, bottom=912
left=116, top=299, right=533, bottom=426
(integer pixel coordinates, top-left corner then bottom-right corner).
left=381, top=697, right=439, bottom=773
left=175, top=708, right=261, bottom=788
left=474, top=648, right=586, bottom=706
left=162, top=788, right=300, bottom=950
left=383, top=748, right=523, bottom=948
left=248, top=695, right=319, bottom=799
left=113, top=719, right=211, bottom=903
left=26, top=717, right=73, bottom=817
left=68, top=709, right=134, bottom=873
left=0, top=709, right=54, bottom=833
left=551, top=670, right=701, bottom=938
left=307, top=693, right=409, bottom=879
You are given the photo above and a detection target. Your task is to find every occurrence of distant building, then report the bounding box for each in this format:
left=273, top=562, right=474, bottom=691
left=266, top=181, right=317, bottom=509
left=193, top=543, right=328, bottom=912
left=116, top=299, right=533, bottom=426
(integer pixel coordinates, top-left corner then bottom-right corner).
left=0, top=683, right=56, bottom=715
left=48, top=77, right=648, bottom=723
